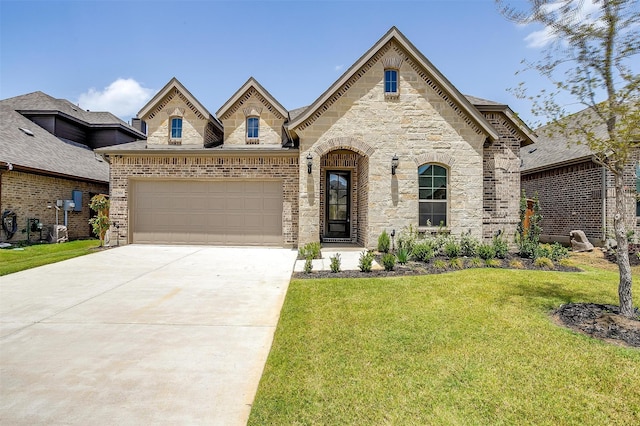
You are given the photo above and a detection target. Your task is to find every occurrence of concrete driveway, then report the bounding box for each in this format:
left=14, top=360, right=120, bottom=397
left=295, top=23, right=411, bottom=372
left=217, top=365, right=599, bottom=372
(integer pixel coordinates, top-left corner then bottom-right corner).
left=0, top=245, right=297, bottom=425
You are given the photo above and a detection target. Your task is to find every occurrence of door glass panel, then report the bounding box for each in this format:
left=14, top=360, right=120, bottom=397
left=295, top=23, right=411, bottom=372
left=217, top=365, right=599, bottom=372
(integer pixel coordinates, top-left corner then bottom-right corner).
left=326, top=171, right=350, bottom=238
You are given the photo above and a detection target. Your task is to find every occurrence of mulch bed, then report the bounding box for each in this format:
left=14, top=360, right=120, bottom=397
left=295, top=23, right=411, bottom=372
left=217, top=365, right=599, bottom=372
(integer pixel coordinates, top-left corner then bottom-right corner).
left=604, top=243, right=640, bottom=266
left=292, top=254, right=581, bottom=280
left=553, top=303, right=640, bottom=348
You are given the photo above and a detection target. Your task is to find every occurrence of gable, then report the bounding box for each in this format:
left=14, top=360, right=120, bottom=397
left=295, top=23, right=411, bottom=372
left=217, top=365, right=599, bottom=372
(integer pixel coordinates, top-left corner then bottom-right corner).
left=287, top=27, right=498, bottom=141
left=216, top=78, right=287, bottom=121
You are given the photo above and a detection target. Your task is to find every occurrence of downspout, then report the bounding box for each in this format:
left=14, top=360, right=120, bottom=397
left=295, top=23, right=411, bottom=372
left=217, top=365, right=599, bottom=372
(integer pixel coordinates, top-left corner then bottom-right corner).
left=601, top=165, right=607, bottom=242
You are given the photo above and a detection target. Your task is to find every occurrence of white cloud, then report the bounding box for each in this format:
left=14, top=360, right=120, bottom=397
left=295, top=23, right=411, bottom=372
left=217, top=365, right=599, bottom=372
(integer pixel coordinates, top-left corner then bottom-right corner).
left=524, top=0, right=602, bottom=48
left=78, top=78, right=153, bottom=119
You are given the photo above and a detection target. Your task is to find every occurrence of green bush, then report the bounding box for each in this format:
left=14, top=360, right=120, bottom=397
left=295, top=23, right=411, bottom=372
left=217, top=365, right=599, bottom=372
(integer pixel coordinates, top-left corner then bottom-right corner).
left=477, top=243, right=496, bottom=260
left=492, top=233, right=509, bottom=259
left=330, top=253, right=341, bottom=273
left=381, top=253, right=396, bottom=271
left=397, top=224, right=419, bottom=253
left=469, top=257, right=484, bottom=268
left=304, top=258, right=313, bottom=274
left=534, top=256, right=554, bottom=269
left=550, top=242, right=569, bottom=261
left=88, top=194, right=110, bottom=247
left=396, top=248, right=409, bottom=264
left=412, top=241, right=435, bottom=262
left=377, top=230, right=391, bottom=253
left=359, top=250, right=375, bottom=272
left=444, top=239, right=461, bottom=258
left=433, top=259, right=448, bottom=271
left=485, top=259, right=502, bottom=268
left=459, top=231, right=479, bottom=257
left=299, top=242, right=321, bottom=260
left=449, top=257, right=464, bottom=269
left=516, top=191, right=542, bottom=258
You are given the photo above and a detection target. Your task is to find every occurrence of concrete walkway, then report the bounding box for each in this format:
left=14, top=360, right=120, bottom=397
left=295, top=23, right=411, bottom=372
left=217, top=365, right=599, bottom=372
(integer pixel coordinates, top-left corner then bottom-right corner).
left=0, top=245, right=297, bottom=426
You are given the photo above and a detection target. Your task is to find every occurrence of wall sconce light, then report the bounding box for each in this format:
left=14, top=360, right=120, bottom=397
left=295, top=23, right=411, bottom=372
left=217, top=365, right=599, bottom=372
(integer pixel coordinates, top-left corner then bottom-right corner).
left=306, top=153, right=313, bottom=174
left=391, top=154, right=399, bottom=175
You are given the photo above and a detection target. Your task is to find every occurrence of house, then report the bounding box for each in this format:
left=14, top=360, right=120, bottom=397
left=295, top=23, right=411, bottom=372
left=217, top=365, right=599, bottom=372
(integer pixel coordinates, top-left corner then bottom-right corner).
left=521, top=107, right=640, bottom=246
left=0, top=91, right=146, bottom=242
left=98, top=27, right=535, bottom=248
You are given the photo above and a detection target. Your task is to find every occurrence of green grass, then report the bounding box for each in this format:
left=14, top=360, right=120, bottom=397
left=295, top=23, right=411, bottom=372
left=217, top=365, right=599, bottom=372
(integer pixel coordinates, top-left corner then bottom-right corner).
left=249, top=259, right=640, bottom=425
left=0, top=239, right=101, bottom=276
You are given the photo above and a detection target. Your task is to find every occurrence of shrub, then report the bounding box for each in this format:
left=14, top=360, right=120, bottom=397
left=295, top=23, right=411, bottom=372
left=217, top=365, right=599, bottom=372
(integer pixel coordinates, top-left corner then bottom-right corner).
left=477, top=243, right=496, bottom=260
left=534, top=256, right=554, bottom=269
left=329, top=253, right=341, bottom=273
left=509, top=259, right=525, bottom=269
left=433, top=259, right=448, bottom=271
left=359, top=250, right=375, bottom=272
left=449, top=257, right=464, bottom=269
left=412, top=241, right=435, bottom=262
left=444, top=239, right=461, bottom=258
left=378, top=230, right=391, bottom=253
left=381, top=253, right=396, bottom=271
left=559, top=258, right=574, bottom=268
left=550, top=242, right=569, bottom=261
left=516, top=191, right=542, bottom=258
left=486, top=259, right=502, bottom=268
left=492, top=233, right=509, bottom=259
left=396, top=248, right=409, bottom=264
left=304, top=258, right=313, bottom=274
left=469, top=257, right=484, bottom=268
left=299, top=242, right=321, bottom=260
left=432, top=233, right=450, bottom=255
left=397, top=224, right=419, bottom=253
left=460, top=231, right=479, bottom=257
left=88, top=194, right=110, bottom=246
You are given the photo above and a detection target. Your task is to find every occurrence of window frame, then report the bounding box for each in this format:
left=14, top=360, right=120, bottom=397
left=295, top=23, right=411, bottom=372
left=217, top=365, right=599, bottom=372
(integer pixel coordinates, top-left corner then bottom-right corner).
left=418, top=163, right=448, bottom=228
left=384, top=69, right=399, bottom=98
left=170, top=117, right=183, bottom=140
left=246, top=116, right=259, bottom=140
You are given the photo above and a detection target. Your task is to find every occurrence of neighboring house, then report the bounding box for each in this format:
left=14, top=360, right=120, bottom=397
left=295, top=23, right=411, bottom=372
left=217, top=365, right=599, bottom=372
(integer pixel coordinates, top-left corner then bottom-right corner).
left=0, top=91, right=146, bottom=242
left=521, top=107, right=640, bottom=245
left=98, top=27, right=535, bottom=248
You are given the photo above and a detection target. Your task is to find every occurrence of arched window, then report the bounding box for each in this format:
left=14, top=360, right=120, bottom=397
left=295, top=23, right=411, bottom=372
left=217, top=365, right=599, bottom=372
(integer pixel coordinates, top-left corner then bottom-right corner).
left=170, top=117, right=182, bottom=139
left=418, top=164, right=447, bottom=227
left=384, top=69, right=398, bottom=94
left=247, top=117, right=259, bottom=139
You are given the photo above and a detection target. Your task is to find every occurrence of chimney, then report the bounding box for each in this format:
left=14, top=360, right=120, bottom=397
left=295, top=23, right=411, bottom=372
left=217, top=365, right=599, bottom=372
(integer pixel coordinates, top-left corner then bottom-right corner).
left=131, top=118, right=147, bottom=135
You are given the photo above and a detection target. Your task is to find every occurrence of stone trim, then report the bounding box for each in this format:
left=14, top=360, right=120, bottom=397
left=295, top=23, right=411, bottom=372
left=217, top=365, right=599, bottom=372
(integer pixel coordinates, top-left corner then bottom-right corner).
left=382, top=56, right=403, bottom=70
left=147, top=88, right=207, bottom=121
left=413, top=152, right=455, bottom=167
left=167, top=107, right=185, bottom=118
left=220, top=87, right=286, bottom=121
left=313, top=137, right=376, bottom=158
left=243, top=105, right=263, bottom=117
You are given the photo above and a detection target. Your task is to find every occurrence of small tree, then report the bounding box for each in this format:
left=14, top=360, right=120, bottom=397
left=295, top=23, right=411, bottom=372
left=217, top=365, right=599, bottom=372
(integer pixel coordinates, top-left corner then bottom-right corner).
left=497, top=0, right=639, bottom=317
left=89, top=194, right=110, bottom=247
left=516, top=190, right=542, bottom=258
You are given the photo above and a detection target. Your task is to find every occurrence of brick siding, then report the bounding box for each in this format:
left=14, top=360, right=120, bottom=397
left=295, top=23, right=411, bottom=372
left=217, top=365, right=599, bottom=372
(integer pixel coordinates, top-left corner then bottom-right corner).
left=1, top=170, right=107, bottom=242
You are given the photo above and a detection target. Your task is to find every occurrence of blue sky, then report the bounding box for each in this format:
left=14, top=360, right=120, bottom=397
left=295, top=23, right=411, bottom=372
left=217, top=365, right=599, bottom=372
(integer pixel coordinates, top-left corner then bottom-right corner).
left=1, top=0, right=573, bottom=128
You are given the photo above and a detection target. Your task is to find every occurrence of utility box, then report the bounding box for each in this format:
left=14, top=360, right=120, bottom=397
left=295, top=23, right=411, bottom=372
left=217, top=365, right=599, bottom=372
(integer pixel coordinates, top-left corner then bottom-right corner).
left=72, top=190, right=82, bottom=212
left=63, top=200, right=76, bottom=211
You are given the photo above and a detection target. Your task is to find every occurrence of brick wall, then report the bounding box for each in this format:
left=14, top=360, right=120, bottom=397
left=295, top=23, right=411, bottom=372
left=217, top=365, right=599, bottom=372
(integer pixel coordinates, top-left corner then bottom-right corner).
left=482, top=112, right=526, bottom=245
left=1, top=170, right=107, bottom=242
left=108, top=154, right=299, bottom=246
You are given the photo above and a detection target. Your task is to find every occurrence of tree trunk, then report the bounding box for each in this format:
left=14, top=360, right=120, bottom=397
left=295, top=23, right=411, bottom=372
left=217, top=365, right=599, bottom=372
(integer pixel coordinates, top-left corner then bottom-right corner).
left=613, top=171, right=634, bottom=317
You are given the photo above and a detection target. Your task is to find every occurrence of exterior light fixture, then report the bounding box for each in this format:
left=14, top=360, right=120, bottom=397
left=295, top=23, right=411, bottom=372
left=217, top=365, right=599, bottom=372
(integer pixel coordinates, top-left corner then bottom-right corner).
left=306, top=153, right=313, bottom=174
left=391, top=154, right=399, bottom=175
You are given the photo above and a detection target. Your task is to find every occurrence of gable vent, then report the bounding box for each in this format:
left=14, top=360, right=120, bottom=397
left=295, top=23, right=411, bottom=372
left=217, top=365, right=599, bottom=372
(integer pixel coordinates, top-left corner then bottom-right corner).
left=19, top=127, right=34, bottom=136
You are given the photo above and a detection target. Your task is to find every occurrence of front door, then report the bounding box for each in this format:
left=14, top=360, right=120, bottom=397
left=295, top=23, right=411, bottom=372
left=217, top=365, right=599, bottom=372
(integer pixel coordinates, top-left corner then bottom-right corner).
left=326, top=171, right=350, bottom=238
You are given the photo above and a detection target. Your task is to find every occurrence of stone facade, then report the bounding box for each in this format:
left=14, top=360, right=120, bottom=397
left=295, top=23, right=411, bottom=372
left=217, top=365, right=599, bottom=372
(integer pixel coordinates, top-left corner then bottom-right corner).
left=142, top=88, right=217, bottom=147
left=522, top=151, right=640, bottom=245
left=219, top=88, right=287, bottom=146
left=108, top=154, right=299, bottom=246
left=294, top=41, right=487, bottom=247
left=0, top=171, right=107, bottom=242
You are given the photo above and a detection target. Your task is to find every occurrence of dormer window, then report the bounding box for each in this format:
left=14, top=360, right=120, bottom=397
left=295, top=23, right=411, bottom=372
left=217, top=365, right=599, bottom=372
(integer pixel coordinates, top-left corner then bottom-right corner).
left=170, top=117, right=183, bottom=139
left=246, top=116, right=259, bottom=144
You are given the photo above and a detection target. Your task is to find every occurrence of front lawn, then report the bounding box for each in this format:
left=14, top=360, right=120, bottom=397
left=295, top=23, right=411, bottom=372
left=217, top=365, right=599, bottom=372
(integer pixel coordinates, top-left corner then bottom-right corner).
left=0, top=239, right=102, bottom=276
left=249, top=256, right=640, bottom=424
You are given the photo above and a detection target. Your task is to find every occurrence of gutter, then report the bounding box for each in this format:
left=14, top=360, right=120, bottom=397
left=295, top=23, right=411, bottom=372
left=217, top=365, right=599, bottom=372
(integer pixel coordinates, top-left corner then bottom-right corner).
left=0, top=161, right=107, bottom=185
left=521, top=155, right=594, bottom=176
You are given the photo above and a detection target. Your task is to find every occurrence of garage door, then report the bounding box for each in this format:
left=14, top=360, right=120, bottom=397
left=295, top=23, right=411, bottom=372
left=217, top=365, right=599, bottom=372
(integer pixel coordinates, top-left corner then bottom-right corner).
left=131, top=180, right=283, bottom=245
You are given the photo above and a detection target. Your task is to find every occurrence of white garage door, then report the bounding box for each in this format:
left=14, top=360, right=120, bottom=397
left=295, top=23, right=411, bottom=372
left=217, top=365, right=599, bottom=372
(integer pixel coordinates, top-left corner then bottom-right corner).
left=131, top=180, right=283, bottom=245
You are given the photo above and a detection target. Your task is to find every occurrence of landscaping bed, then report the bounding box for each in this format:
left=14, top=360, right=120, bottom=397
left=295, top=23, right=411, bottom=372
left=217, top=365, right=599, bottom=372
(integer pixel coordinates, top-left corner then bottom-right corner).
left=554, top=303, right=640, bottom=348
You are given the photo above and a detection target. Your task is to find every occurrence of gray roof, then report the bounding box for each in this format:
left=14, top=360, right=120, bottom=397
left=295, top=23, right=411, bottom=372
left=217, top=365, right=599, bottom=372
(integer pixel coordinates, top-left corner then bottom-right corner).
left=0, top=100, right=110, bottom=182
left=520, top=108, right=607, bottom=173
left=3, top=91, right=144, bottom=136
left=464, top=95, right=505, bottom=106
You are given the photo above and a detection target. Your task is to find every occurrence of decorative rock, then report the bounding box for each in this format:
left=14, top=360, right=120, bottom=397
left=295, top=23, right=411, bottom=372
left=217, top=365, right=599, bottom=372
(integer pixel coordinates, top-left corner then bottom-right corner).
left=570, top=230, right=594, bottom=252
